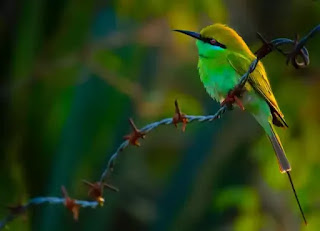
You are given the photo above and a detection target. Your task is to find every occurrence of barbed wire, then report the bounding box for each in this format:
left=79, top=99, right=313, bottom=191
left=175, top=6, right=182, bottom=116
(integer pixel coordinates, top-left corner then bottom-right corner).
left=99, top=105, right=228, bottom=182
left=0, top=193, right=98, bottom=229
left=0, top=24, right=319, bottom=230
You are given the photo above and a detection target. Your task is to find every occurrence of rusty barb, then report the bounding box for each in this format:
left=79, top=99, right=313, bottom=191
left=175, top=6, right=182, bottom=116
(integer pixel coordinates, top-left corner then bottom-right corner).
left=172, top=100, right=188, bottom=132
left=254, top=32, right=275, bottom=59
left=123, top=118, right=146, bottom=146
left=61, top=186, right=80, bottom=221
left=82, top=180, right=119, bottom=206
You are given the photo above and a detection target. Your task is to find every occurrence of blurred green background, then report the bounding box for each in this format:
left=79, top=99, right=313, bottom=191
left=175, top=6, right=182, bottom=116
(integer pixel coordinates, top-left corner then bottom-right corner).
left=1, top=0, right=320, bottom=230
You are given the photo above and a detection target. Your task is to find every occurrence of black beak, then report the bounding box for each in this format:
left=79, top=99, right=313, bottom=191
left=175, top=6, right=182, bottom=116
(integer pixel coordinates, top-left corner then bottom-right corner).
left=173, top=30, right=202, bottom=41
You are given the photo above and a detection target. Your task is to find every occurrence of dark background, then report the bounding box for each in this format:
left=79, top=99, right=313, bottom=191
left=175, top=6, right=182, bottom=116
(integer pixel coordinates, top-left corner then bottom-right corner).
left=0, top=0, right=320, bottom=230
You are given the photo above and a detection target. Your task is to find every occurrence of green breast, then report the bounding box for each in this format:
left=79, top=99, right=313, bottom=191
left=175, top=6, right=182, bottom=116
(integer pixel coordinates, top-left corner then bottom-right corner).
left=198, top=57, right=239, bottom=102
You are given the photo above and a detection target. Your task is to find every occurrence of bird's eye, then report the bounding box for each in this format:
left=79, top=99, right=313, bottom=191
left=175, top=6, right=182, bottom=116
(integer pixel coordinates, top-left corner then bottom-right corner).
left=209, top=39, right=216, bottom=45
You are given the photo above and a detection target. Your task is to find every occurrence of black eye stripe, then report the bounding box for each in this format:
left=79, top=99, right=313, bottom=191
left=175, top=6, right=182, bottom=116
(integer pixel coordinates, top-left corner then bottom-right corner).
left=202, top=37, right=212, bottom=43
left=217, top=42, right=227, bottom=49
left=201, top=37, right=226, bottom=49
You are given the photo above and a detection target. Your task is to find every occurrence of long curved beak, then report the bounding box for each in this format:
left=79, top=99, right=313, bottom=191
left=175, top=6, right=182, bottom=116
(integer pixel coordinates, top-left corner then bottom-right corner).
left=173, top=30, right=202, bottom=40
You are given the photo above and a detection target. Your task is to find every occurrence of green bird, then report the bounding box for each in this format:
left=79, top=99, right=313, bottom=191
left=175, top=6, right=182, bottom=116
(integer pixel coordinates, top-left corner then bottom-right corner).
left=174, top=23, right=307, bottom=224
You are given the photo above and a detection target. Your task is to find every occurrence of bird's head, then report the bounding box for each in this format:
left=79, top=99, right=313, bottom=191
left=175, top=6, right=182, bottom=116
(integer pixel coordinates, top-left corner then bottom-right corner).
left=174, top=23, right=252, bottom=58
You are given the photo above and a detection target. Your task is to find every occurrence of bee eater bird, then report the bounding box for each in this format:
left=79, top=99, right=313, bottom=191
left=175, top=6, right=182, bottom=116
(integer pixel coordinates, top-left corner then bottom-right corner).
left=174, top=23, right=307, bottom=225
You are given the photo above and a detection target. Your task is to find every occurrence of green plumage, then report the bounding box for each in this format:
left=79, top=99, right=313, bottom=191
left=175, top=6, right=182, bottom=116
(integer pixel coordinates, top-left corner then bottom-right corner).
left=196, top=24, right=291, bottom=173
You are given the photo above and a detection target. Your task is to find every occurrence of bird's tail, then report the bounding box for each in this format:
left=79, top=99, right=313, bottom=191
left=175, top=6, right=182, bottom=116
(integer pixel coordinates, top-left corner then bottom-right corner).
left=267, top=122, right=307, bottom=225
left=267, top=122, right=291, bottom=173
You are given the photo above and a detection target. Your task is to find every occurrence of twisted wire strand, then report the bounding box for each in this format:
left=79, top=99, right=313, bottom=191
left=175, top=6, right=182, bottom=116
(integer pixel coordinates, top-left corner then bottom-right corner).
left=99, top=105, right=228, bottom=182
left=0, top=198, right=98, bottom=229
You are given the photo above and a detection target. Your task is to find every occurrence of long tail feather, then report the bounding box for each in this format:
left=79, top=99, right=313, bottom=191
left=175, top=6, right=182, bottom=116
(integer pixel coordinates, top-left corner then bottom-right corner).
left=267, top=123, right=291, bottom=172
left=287, top=172, right=308, bottom=225
left=268, top=123, right=307, bottom=225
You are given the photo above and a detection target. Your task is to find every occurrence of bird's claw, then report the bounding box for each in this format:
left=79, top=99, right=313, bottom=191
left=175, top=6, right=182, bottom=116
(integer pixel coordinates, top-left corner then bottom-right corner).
left=221, top=89, right=245, bottom=111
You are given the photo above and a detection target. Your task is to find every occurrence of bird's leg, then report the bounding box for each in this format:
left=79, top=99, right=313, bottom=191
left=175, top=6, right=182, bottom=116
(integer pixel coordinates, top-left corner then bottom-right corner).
left=221, top=87, right=245, bottom=111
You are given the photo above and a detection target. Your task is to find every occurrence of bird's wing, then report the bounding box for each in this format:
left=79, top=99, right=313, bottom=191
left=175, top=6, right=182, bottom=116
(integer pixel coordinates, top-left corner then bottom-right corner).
left=227, top=52, right=288, bottom=127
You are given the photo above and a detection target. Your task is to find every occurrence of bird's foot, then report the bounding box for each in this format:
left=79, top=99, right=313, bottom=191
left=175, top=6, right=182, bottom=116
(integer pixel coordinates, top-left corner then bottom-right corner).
left=221, top=89, right=245, bottom=111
